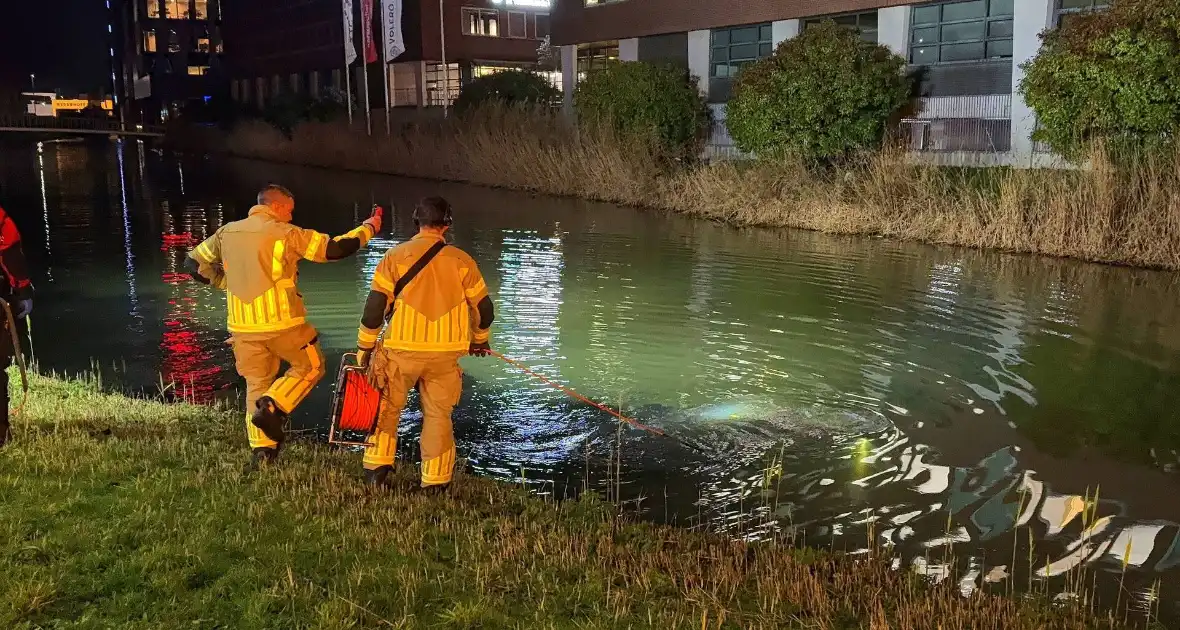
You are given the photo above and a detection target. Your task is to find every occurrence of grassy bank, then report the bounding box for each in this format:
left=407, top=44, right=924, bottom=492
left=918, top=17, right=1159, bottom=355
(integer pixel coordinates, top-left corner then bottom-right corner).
left=195, top=108, right=1180, bottom=271
left=0, top=373, right=1149, bottom=629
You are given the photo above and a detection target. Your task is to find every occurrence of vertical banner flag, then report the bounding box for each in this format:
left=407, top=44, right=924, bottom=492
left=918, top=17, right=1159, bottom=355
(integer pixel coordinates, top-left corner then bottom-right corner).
left=362, top=0, right=379, bottom=64
left=381, top=0, right=405, bottom=61
left=343, top=0, right=357, bottom=65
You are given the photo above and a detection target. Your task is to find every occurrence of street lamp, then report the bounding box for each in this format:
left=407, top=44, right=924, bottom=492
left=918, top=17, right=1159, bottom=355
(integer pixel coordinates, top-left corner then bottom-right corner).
left=29, top=74, right=35, bottom=90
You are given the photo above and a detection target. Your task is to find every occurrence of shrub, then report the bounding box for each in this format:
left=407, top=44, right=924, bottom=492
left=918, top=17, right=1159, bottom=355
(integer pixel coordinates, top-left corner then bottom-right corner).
left=574, top=60, right=710, bottom=159
left=725, top=22, right=910, bottom=163
left=260, top=91, right=349, bottom=137
left=455, top=70, right=559, bottom=114
left=1020, top=0, right=1180, bottom=159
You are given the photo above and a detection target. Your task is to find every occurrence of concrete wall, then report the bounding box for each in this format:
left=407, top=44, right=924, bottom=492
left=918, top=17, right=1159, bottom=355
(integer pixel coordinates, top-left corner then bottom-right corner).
left=1011, top=0, right=1055, bottom=160
left=771, top=19, right=800, bottom=46
left=687, top=30, right=710, bottom=97
left=618, top=38, right=639, bottom=62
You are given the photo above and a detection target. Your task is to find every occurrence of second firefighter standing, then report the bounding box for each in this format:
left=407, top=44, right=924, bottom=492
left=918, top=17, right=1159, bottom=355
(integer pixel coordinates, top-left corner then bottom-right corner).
left=355, top=196, right=495, bottom=491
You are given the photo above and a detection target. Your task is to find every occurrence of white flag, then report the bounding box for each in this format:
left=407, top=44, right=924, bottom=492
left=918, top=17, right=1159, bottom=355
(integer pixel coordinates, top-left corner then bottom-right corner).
left=343, top=0, right=357, bottom=65
left=381, top=0, right=405, bottom=61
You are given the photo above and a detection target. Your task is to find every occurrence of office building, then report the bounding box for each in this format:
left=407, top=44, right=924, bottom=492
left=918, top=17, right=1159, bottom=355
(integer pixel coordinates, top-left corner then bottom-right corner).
left=109, top=0, right=227, bottom=123
left=551, top=0, right=1109, bottom=164
left=222, top=0, right=553, bottom=111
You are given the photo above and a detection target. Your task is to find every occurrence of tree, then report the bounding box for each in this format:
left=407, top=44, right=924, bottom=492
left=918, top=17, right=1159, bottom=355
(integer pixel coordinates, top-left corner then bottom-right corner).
left=454, top=70, right=559, bottom=114
left=573, top=60, right=710, bottom=159
left=725, top=22, right=911, bottom=162
left=1019, top=0, right=1180, bottom=159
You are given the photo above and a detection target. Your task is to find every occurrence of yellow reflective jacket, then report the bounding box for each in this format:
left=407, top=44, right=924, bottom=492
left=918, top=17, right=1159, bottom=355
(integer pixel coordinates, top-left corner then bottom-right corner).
left=190, top=205, right=374, bottom=335
left=359, top=233, right=490, bottom=352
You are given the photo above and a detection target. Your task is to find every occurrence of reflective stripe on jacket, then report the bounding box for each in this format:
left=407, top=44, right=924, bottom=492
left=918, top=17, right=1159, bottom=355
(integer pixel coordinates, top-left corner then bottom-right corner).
left=362, top=234, right=489, bottom=352
left=190, top=205, right=372, bottom=334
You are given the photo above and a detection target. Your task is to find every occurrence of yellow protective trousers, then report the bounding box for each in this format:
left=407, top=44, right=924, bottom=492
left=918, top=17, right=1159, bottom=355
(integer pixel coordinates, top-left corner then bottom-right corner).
left=231, top=323, right=326, bottom=450
left=363, top=349, right=464, bottom=487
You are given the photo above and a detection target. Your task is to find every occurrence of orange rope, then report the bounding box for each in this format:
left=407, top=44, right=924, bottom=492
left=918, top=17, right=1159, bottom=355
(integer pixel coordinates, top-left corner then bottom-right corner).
left=491, top=351, right=665, bottom=437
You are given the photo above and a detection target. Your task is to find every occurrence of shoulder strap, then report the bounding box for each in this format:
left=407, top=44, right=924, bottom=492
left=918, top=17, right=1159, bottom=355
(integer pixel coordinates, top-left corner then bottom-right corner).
left=393, top=240, right=447, bottom=299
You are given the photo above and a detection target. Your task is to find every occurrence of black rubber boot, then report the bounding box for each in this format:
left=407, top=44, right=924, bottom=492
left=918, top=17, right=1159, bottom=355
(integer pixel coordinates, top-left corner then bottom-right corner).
left=251, top=396, right=287, bottom=446
left=243, top=447, right=279, bottom=473
left=418, top=483, right=451, bottom=497
left=0, top=370, right=10, bottom=448
left=363, top=465, right=394, bottom=488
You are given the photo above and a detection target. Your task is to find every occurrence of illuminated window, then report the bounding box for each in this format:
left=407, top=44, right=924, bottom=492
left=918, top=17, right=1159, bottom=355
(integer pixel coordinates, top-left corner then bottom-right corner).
left=168, top=30, right=181, bottom=52
left=187, top=66, right=210, bottom=76
left=910, top=0, right=1014, bottom=65
left=425, top=62, right=460, bottom=105
left=576, top=41, right=617, bottom=76
left=194, top=0, right=208, bottom=19
left=144, top=29, right=157, bottom=52
left=462, top=8, right=499, bottom=36
left=147, top=0, right=161, bottom=18
left=165, top=0, right=187, bottom=19
left=710, top=24, right=773, bottom=79
left=804, top=11, right=879, bottom=43
left=197, top=36, right=210, bottom=52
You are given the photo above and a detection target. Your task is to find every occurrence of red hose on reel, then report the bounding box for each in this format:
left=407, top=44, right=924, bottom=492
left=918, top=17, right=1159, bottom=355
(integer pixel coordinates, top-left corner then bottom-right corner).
left=328, top=354, right=382, bottom=446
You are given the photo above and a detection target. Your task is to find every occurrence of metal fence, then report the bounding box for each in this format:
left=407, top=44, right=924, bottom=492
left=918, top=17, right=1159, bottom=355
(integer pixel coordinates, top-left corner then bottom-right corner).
left=900, top=94, right=1012, bottom=153
left=703, top=94, right=1018, bottom=161
left=0, top=115, right=165, bottom=136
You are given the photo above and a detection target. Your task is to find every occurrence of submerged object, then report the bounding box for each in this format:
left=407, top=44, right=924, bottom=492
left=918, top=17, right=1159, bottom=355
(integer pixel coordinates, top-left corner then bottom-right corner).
left=678, top=397, right=890, bottom=440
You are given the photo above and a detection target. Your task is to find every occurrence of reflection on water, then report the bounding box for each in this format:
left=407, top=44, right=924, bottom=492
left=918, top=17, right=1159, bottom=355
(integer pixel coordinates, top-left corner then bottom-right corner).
left=3, top=140, right=1180, bottom=619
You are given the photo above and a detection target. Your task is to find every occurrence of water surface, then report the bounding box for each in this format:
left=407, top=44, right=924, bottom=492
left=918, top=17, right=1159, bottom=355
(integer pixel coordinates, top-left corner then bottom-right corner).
left=3, top=139, right=1179, bottom=619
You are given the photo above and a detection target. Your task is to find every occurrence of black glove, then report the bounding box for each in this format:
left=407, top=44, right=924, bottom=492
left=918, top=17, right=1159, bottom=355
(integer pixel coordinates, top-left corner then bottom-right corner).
left=468, top=341, right=491, bottom=357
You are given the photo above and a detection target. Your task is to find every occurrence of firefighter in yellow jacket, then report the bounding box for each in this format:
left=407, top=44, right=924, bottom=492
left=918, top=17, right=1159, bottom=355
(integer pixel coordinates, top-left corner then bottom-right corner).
left=186, top=184, right=382, bottom=468
left=354, top=196, right=494, bottom=490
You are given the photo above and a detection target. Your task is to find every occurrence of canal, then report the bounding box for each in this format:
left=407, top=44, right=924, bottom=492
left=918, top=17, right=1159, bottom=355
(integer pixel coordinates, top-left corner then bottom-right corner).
left=3, top=139, right=1179, bottom=619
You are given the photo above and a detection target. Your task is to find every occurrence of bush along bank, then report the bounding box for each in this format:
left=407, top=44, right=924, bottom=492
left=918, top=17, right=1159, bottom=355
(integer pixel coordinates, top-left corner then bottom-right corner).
left=0, top=372, right=1155, bottom=629
left=196, top=104, right=1180, bottom=272
left=188, top=26, right=1180, bottom=271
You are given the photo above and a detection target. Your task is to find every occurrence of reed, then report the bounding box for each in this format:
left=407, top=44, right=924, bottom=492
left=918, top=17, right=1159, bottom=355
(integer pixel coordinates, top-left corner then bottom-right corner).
left=201, top=107, right=1180, bottom=270
left=0, top=371, right=1155, bottom=628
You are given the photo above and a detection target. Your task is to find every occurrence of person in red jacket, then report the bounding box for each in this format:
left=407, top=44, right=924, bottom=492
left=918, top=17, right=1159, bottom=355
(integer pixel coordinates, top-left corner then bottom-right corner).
left=0, top=205, right=33, bottom=447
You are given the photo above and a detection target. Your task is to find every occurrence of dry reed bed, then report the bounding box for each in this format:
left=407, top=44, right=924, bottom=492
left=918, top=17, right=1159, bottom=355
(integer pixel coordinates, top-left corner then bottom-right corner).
left=206, top=109, right=1180, bottom=271
left=0, top=373, right=1153, bottom=628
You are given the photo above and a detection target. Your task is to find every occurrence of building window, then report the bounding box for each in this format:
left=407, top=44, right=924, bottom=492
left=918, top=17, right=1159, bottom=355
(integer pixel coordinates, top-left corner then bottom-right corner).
left=910, top=0, right=1014, bottom=65
left=187, top=66, right=210, bottom=76
left=168, top=30, right=181, bottom=53
left=534, top=14, right=550, bottom=39
left=462, top=8, right=500, bottom=36
left=803, top=11, right=879, bottom=43
left=425, top=62, right=460, bottom=106
left=1056, top=0, right=1109, bottom=27
left=196, top=36, right=210, bottom=52
left=164, top=0, right=188, bottom=19
left=143, top=29, right=157, bottom=53
left=576, top=41, right=618, bottom=76
left=507, top=12, right=527, bottom=38
left=147, top=0, right=161, bottom=18
left=194, top=0, right=208, bottom=19
left=710, top=24, right=773, bottom=79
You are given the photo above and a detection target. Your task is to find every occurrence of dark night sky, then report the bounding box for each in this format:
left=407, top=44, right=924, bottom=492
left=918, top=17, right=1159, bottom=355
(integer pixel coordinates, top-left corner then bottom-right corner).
left=1, top=1, right=112, bottom=96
